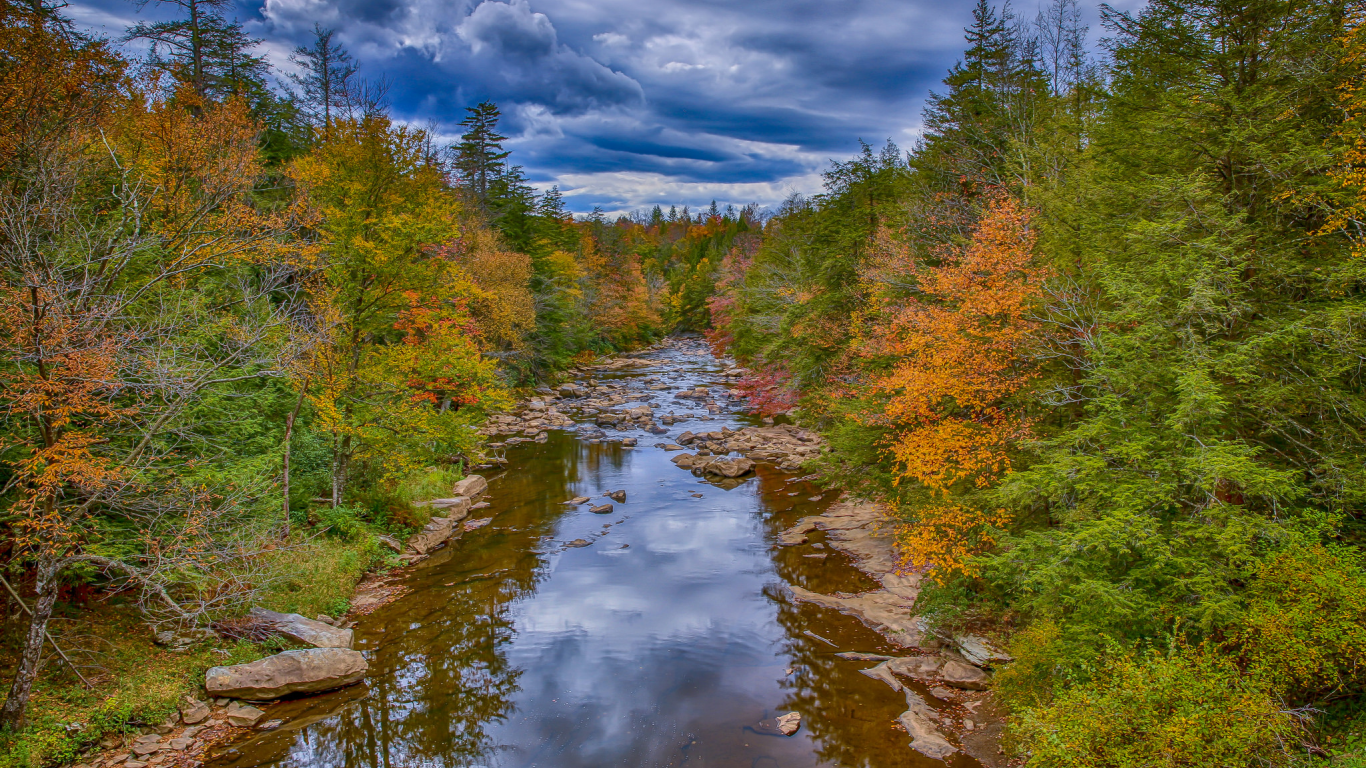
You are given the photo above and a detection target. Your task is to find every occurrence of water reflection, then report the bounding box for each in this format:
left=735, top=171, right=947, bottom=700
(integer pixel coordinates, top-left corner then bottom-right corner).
left=208, top=346, right=976, bottom=768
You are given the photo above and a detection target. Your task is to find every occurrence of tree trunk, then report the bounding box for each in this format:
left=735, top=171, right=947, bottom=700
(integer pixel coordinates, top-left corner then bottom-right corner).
left=331, top=436, right=350, bottom=509
left=282, top=380, right=309, bottom=538
left=1, top=556, right=59, bottom=729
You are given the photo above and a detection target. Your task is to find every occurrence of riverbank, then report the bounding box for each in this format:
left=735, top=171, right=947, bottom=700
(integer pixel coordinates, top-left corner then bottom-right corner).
left=778, top=499, right=1010, bottom=765
left=0, top=533, right=381, bottom=768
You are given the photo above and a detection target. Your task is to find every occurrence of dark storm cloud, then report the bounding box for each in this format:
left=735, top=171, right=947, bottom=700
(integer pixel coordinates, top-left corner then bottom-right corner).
left=69, top=0, right=1114, bottom=213
left=453, top=0, right=643, bottom=112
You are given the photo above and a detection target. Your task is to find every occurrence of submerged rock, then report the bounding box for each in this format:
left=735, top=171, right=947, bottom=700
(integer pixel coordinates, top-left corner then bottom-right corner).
left=777, top=518, right=820, bottom=546
left=206, top=648, right=368, bottom=700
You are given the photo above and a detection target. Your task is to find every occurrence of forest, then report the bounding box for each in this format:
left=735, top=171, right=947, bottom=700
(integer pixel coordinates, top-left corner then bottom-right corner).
left=710, top=0, right=1366, bottom=764
left=0, top=0, right=1364, bottom=765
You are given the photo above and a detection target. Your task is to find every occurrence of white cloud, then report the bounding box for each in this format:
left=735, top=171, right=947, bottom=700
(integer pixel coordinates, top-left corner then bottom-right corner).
left=550, top=170, right=824, bottom=216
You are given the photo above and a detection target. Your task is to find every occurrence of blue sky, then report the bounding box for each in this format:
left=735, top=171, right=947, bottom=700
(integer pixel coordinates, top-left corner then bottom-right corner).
left=68, top=0, right=1139, bottom=216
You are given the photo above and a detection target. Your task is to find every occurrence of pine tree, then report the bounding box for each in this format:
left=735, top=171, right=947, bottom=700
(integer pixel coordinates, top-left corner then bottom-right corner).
left=288, top=24, right=357, bottom=130
left=538, top=185, right=567, bottom=218
left=917, top=0, right=1025, bottom=189
left=453, top=101, right=509, bottom=205
left=125, top=0, right=268, bottom=103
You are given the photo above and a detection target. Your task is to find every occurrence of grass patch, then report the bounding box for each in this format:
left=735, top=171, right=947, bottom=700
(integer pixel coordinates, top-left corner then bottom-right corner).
left=258, top=532, right=382, bottom=619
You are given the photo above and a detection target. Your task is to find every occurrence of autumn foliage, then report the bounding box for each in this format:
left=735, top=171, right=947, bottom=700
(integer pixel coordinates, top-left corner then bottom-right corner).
left=862, top=192, right=1047, bottom=576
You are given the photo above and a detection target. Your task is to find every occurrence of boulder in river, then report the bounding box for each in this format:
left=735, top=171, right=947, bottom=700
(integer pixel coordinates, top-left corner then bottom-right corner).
left=206, top=648, right=368, bottom=700
left=607, top=490, right=626, bottom=502
left=225, top=701, right=266, bottom=727
left=899, top=690, right=957, bottom=760
left=590, top=503, right=614, bottom=514
left=704, top=457, right=755, bottom=478
left=885, top=655, right=990, bottom=690
left=421, top=496, right=473, bottom=516
left=452, top=474, right=488, bottom=499
left=752, top=712, right=802, bottom=736
left=248, top=608, right=353, bottom=648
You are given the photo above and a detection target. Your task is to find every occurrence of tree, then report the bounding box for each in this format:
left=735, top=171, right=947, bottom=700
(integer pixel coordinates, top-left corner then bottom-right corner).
left=291, top=115, right=505, bottom=504
left=452, top=101, right=509, bottom=206
left=288, top=24, right=357, bottom=131
left=0, top=0, right=124, bottom=172
left=1324, top=10, right=1366, bottom=256
left=862, top=191, right=1048, bottom=577
left=125, top=0, right=268, bottom=103
left=0, top=82, right=299, bottom=726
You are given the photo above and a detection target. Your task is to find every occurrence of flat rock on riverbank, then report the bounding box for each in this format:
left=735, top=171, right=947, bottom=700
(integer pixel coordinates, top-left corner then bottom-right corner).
left=778, top=499, right=1008, bottom=765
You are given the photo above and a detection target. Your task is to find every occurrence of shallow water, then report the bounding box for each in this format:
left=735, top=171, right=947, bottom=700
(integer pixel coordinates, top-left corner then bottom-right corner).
left=208, top=341, right=977, bottom=768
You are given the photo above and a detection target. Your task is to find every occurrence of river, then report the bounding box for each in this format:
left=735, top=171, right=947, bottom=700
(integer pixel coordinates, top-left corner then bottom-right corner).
left=207, top=337, right=980, bottom=768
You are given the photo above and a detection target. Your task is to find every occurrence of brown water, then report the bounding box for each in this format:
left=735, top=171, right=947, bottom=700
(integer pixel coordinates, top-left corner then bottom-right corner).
left=208, top=341, right=978, bottom=768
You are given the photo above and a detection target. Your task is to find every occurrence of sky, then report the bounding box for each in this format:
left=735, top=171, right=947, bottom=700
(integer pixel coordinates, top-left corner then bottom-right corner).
left=67, top=0, right=1141, bottom=216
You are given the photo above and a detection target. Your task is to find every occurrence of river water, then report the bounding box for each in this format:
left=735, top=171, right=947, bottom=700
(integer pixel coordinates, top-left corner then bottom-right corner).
left=208, top=339, right=975, bottom=768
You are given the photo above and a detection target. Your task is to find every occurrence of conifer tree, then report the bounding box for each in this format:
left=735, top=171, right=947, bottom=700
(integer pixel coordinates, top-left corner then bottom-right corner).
left=453, top=101, right=509, bottom=205
left=288, top=24, right=357, bottom=130
left=125, top=0, right=268, bottom=103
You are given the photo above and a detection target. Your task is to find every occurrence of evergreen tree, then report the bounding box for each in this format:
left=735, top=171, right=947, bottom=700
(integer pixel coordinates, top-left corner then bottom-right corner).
left=125, top=0, right=268, bottom=103
left=453, top=101, right=509, bottom=205
left=538, top=185, right=567, bottom=218
left=288, top=24, right=357, bottom=130
left=917, top=0, right=1026, bottom=189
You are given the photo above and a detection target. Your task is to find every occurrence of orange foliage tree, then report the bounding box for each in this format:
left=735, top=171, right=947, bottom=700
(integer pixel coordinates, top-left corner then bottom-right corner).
left=578, top=230, right=659, bottom=346
left=1324, top=11, right=1366, bottom=256
left=861, top=192, right=1049, bottom=577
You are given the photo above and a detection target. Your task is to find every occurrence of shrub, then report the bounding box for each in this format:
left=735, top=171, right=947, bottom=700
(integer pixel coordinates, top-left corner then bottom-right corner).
left=314, top=505, right=366, bottom=541
left=259, top=535, right=378, bottom=617
left=1232, top=544, right=1366, bottom=700
left=1013, top=650, right=1299, bottom=768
